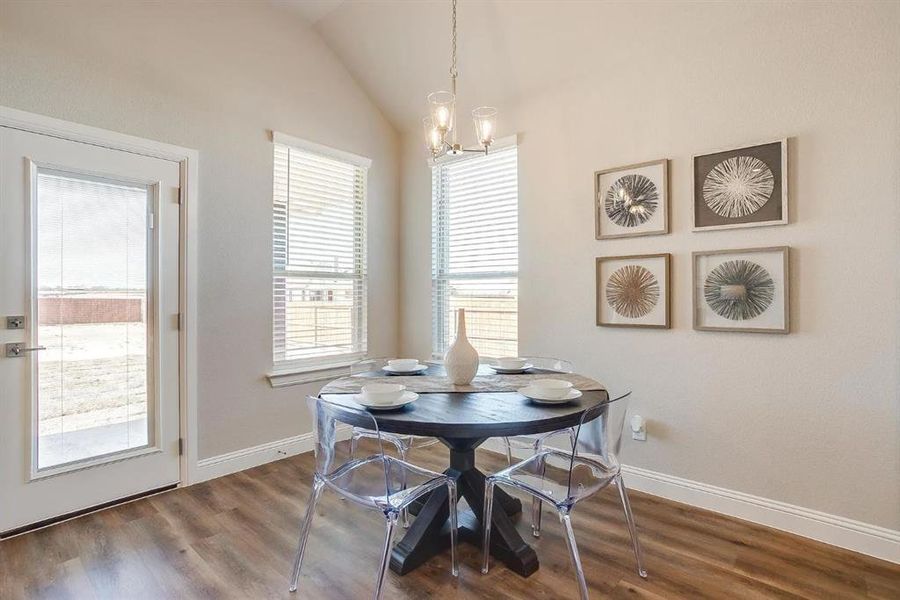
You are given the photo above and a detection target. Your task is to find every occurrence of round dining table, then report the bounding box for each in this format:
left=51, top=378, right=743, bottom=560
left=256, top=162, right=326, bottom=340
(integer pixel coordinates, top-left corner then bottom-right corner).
left=319, top=364, right=609, bottom=578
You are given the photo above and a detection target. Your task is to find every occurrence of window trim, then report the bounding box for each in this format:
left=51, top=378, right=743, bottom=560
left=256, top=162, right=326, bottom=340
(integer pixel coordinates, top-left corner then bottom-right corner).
left=431, top=140, right=519, bottom=359
left=272, top=131, right=372, bottom=169
left=270, top=132, right=369, bottom=379
left=266, top=359, right=360, bottom=387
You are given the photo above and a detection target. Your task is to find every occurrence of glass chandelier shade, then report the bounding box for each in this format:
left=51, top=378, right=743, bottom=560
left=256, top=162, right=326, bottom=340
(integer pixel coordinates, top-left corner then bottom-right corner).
left=423, top=117, right=443, bottom=154
left=427, top=91, right=455, bottom=134
left=472, top=106, right=497, bottom=147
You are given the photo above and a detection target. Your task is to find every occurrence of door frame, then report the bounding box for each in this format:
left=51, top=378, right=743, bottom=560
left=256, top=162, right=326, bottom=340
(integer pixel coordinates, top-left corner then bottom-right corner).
left=0, top=105, right=200, bottom=486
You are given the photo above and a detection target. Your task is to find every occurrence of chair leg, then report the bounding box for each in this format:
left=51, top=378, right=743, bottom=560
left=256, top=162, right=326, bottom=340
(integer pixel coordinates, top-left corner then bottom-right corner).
left=559, top=510, right=589, bottom=600
left=503, top=437, right=513, bottom=465
left=397, top=446, right=411, bottom=528
left=349, top=431, right=360, bottom=459
left=447, top=480, right=459, bottom=577
left=480, top=479, right=496, bottom=574
left=373, top=512, right=399, bottom=600
left=531, top=439, right=545, bottom=537
left=289, top=479, right=325, bottom=593
left=342, top=432, right=361, bottom=508
left=615, top=474, right=648, bottom=578
left=531, top=496, right=543, bottom=538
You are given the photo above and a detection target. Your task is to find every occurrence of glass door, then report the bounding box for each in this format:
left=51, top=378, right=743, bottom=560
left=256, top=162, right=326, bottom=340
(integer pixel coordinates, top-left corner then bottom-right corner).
left=0, top=124, right=182, bottom=535
left=34, top=169, right=155, bottom=473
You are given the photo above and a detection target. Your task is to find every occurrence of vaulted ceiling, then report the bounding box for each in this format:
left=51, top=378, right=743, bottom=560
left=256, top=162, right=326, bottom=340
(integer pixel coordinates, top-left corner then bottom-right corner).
left=273, top=0, right=646, bottom=134
left=273, top=1, right=821, bottom=140
left=273, top=0, right=346, bottom=25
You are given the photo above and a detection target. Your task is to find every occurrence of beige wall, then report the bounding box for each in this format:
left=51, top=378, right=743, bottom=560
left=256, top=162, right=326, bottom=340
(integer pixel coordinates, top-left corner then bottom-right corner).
left=3, top=0, right=897, bottom=532
left=0, top=0, right=399, bottom=459
left=400, top=2, right=900, bottom=529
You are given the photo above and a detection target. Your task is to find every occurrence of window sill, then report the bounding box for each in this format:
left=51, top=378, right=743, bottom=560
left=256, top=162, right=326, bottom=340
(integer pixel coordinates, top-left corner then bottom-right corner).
left=266, top=361, right=356, bottom=389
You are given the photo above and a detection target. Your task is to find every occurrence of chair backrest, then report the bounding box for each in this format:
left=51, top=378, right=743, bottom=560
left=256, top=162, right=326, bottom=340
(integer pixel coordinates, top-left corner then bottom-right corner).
left=349, top=357, right=390, bottom=375
left=522, top=357, right=574, bottom=373
left=306, top=395, right=395, bottom=499
left=566, top=390, right=632, bottom=497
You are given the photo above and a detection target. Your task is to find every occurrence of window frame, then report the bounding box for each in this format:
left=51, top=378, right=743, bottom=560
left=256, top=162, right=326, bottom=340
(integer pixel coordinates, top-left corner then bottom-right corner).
left=431, top=137, right=519, bottom=359
left=271, top=132, right=371, bottom=376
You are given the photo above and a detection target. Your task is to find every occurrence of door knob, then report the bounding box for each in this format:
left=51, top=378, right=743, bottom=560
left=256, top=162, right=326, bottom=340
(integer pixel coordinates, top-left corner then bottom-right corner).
left=5, top=343, right=46, bottom=358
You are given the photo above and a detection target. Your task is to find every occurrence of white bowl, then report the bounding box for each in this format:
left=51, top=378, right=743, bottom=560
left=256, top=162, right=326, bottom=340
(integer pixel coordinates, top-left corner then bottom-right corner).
left=362, top=383, right=406, bottom=405
left=388, top=358, right=419, bottom=371
left=529, top=378, right=573, bottom=400
left=496, top=357, right=527, bottom=370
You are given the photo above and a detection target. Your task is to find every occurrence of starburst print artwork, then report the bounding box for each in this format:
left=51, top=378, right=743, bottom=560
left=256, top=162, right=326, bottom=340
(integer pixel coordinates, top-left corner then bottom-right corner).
left=693, top=141, right=787, bottom=230
left=693, top=247, right=789, bottom=333
left=703, top=259, right=774, bottom=320
left=702, top=155, right=774, bottom=218
left=606, top=265, right=660, bottom=318
left=596, top=159, right=668, bottom=238
left=604, top=174, right=659, bottom=227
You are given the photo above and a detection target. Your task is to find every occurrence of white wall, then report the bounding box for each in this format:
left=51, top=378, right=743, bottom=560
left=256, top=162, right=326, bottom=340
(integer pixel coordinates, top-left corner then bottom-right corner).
left=400, top=2, right=900, bottom=530
left=0, top=0, right=399, bottom=459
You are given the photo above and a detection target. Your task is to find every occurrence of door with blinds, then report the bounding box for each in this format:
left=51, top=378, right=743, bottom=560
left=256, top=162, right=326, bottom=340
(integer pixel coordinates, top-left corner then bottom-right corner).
left=432, top=144, right=518, bottom=358
left=0, top=125, right=182, bottom=535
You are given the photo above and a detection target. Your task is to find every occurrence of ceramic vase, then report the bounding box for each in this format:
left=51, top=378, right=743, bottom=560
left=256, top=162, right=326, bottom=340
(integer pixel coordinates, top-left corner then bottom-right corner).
left=444, top=308, right=479, bottom=385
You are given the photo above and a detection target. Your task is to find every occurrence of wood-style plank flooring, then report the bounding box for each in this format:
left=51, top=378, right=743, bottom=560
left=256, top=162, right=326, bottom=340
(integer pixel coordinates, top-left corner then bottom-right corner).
left=1, top=443, right=898, bottom=599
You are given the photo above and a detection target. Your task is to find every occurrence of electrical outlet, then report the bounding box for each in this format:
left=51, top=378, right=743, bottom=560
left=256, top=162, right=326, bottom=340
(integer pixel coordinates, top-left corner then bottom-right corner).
left=630, top=415, right=647, bottom=441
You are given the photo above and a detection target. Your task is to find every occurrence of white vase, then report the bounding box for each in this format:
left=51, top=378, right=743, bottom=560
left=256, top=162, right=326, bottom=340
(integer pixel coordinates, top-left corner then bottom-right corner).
left=444, top=308, right=479, bottom=385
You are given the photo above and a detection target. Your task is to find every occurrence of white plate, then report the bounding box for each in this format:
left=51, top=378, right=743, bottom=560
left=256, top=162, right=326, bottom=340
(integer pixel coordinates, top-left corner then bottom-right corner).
left=354, top=391, right=419, bottom=410
left=518, top=386, right=582, bottom=404
left=382, top=363, right=429, bottom=375
left=489, top=363, right=534, bottom=374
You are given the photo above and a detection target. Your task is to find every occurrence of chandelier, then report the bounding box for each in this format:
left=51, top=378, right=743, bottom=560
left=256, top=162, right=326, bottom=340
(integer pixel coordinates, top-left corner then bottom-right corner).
left=423, top=0, right=498, bottom=158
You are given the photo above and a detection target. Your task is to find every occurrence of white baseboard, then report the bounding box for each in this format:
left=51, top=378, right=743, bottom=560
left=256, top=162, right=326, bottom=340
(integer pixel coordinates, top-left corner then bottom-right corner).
left=193, top=436, right=898, bottom=564
left=193, top=426, right=351, bottom=484
left=480, top=439, right=899, bottom=564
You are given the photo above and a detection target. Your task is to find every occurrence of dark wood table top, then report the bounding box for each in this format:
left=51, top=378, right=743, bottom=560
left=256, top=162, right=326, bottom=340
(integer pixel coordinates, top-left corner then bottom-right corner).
left=320, top=364, right=608, bottom=439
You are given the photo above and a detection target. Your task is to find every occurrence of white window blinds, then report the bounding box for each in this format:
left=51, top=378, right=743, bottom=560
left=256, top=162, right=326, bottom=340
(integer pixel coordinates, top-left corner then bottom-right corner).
left=273, top=137, right=368, bottom=369
left=432, top=145, right=518, bottom=358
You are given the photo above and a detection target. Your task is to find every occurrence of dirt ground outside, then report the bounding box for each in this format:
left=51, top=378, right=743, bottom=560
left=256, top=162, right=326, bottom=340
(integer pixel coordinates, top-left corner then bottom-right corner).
left=37, top=322, right=147, bottom=437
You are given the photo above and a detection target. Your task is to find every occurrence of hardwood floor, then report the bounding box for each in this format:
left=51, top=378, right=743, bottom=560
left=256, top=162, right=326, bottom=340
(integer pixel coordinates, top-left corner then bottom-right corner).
left=1, top=443, right=897, bottom=599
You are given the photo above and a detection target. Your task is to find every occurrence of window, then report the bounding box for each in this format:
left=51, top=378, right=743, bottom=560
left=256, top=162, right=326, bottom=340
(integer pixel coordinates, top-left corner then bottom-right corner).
left=272, top=133, right=369, bottom=370
left=432, top=144, right=518, bottom=358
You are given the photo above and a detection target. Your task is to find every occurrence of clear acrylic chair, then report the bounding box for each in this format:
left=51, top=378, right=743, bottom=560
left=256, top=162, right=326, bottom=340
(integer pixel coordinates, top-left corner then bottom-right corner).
left=498, top=357, right=577, bottom=535
left=347, top=358, right=441, bottom=526
left=482, top=392, right=647, bottom=599
left=290, top=396, right=458, bottom=599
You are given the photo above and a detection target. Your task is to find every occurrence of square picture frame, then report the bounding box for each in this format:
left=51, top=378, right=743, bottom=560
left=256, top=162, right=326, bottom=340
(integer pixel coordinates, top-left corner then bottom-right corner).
left=693, top=246, right=790, bottom=334
left=692, top=139, right=788, bottom=231
left=596, top=253, right=671, bottom=329
left=595, top=159, right=669, bottom=239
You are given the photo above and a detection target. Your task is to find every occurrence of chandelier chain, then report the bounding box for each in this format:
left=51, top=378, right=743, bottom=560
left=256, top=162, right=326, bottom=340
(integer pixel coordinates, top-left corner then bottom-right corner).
left=426, top=0, right=495, bottom=157
left=450, top=0, right=458, bottom=79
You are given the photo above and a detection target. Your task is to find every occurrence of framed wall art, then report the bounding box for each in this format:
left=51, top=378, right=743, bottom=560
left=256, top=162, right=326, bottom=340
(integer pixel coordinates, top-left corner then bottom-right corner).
left=595, top=159, right=669, bottom=239
left=693, top=246, right=790, bottom=333
left=693, top=139, right=788, bottom=231
left=596, top=253, right=671, bottom=329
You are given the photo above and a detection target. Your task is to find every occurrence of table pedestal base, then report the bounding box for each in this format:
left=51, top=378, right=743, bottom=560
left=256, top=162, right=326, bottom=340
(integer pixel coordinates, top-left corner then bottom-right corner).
left=389, top=437, right=539, bottom=577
